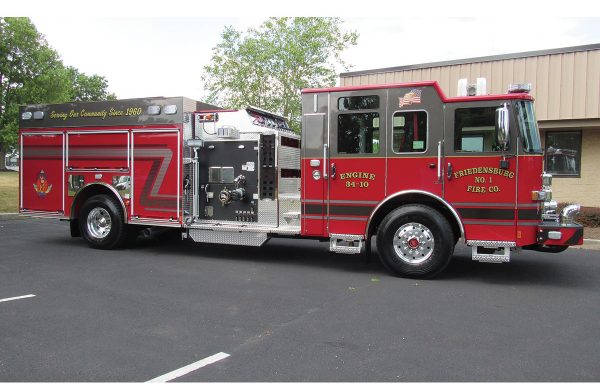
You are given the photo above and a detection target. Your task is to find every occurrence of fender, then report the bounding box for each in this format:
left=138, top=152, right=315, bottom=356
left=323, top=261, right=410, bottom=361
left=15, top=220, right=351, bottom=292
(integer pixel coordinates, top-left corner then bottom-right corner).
left=365, top=190, right=465, bottom=240
left=70, top=182, right=128, bottom=222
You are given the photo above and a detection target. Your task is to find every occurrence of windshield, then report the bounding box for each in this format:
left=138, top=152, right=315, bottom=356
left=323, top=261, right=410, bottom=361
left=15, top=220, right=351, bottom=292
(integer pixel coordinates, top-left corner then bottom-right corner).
left=515, top=101, right=542, bottom=153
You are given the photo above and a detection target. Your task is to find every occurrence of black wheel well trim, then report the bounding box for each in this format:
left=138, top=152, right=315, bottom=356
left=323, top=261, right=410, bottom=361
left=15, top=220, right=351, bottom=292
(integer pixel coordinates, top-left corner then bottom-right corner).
left=69, top=183, right=127, bottom=223
left=365, top=190, right=464, bottom=242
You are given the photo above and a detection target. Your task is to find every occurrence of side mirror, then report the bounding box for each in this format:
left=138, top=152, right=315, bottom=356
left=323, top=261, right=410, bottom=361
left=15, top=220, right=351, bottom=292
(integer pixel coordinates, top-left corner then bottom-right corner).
left=495, top=103, right=509, bottom=150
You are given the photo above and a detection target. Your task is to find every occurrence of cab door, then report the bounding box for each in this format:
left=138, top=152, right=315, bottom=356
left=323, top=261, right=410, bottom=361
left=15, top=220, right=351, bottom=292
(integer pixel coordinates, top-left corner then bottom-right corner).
left=443, top=101, right=518, bottom=242
left=385, top=86, right=444, bottom=198
left=301, top=92, right=329, bottom=237
left=327, top=90, right=387, bottom=235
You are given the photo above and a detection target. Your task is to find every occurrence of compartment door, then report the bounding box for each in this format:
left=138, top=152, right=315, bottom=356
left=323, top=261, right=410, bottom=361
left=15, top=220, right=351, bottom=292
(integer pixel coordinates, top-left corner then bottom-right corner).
left=21, top=132, right=64, bottom=214
left=132, top=130, right=180, bottom=221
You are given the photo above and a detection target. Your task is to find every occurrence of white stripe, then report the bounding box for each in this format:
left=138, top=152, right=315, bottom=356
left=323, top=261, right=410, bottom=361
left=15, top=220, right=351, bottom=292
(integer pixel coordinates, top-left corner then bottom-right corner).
left=146, top=352, right=230, bottom=383
left=0, top=294, right=36, bottom=303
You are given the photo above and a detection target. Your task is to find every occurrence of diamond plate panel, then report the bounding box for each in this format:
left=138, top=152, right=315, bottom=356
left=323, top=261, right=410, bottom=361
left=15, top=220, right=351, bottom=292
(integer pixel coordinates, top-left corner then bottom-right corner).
left=279, top=195, right=301, bottom=227
left=279, top=178, right=300, bottom=195
left=188, top=229, right=268, bottom=246
left=258, top=199, right=278, bottom=226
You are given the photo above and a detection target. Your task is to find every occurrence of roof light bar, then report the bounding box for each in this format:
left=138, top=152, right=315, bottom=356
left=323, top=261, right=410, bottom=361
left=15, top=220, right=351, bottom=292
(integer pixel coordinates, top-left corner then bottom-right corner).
left=508, top=83, right=532, bottom=93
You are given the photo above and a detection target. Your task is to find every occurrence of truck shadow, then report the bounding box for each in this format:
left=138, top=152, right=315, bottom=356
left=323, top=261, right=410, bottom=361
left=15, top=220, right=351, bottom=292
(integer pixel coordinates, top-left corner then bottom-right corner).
left=440, top=245, right=593, bottom=287
left=130, top=233, right=388, bottom=275
left=128, top=234, right=592, bottom=287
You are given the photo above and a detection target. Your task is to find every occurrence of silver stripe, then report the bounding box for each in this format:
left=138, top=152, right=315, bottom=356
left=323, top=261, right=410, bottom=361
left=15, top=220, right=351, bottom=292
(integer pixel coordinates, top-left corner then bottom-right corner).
left=517, top=203, right=539, bottom=208
left=330, top=216, right=368, bottom=221
left=21, top=148, right=62, bottom=157
left=328, top=199, right=379, bottom=205
left=145, top=207, right=178, bottom=213
left=303, top=199, right=379, bottom=204
left=302, top=216, right=324, bottom=220
left=517, top=222, right=540, bottom=226
left=463, top=221, right=514, bottom=226
left=68, top=149, right=128, bottom=157
left=453, top=202, right=515, bottom=207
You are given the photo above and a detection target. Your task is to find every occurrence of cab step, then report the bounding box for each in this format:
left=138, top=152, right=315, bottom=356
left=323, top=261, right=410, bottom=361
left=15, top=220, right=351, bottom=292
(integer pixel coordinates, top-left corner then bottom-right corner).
left=468, top=240, right=516, bottom=263
left=330, top=234, right=363, bottom=254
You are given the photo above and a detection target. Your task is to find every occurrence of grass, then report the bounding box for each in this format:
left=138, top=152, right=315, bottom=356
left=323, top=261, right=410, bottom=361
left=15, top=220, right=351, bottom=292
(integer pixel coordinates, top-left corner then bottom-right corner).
left=0, top=171, right=19, bottom=213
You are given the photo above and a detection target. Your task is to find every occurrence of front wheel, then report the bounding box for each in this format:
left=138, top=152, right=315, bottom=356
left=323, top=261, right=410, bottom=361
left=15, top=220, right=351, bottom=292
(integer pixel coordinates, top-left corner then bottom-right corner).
left=376, top=204, right=455, bottom=278
left=79, top=194, right=128, bottom=249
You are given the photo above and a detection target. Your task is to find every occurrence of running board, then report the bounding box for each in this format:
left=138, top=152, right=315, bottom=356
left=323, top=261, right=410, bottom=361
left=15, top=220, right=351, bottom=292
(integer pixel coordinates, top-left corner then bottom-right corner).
left=187, top=228, right=269, bottom=247
left=467, top=240, right=516, bottom=263
left=330, top=234, right=363, bottom=254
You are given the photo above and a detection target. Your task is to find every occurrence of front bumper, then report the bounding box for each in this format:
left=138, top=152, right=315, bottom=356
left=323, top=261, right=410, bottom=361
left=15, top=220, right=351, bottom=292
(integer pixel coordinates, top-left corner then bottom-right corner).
left=537, top=223, right=584, bottom=246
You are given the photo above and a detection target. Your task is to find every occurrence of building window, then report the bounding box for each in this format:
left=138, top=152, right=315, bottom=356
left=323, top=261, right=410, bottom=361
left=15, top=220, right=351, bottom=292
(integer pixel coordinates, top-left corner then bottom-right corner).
left=337, top=112, right=380, bottom=154
left=545, top=131, right=582, bottom=177
left=454, top=107, right=505, bottom=152
left=392, top=111, right=427, bottom=153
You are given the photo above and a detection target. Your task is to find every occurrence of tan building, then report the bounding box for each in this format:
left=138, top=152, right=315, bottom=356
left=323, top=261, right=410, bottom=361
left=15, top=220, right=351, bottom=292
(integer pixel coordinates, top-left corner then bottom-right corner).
left=340, top=43, right=600, bottom=207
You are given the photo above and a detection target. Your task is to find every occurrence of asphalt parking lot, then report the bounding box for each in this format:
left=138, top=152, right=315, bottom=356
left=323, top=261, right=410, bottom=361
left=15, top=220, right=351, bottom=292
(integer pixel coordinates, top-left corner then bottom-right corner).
left=1, top=216, right=599, bottom=382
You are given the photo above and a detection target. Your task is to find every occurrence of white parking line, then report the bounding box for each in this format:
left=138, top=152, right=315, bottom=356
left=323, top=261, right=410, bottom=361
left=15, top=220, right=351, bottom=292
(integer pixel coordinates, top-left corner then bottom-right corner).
left=146, top=352, right=230, bottom=382
left=0, top=294, right=36, bottom=303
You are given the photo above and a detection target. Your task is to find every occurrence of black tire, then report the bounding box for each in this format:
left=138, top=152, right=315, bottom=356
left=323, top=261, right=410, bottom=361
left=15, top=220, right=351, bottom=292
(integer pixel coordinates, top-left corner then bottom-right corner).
left=376, top=204, right=455, bottom=278
left=78, top=194, right=128, bottom=249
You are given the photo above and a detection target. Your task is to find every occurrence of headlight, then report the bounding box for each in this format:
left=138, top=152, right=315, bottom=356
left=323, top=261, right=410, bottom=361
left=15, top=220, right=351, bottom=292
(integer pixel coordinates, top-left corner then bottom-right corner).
left=532, top=190, right=552, bottom=201
left=542, top=173, right=552, bottom=189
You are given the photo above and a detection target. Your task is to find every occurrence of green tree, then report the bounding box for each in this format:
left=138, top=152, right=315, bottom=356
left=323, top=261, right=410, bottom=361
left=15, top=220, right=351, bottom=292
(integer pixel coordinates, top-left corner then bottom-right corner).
left=0, top=17, right=116, bottom=170
left=67, top=67, right=117, bottom=102
left=202, top=17, right=358, bottom=132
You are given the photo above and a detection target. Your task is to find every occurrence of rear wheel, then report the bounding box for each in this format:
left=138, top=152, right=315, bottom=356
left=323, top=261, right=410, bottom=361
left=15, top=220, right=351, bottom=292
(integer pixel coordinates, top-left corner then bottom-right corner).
left=377, top=204, right=454, bottom=278
left=79, top=194, right=128, bottom=249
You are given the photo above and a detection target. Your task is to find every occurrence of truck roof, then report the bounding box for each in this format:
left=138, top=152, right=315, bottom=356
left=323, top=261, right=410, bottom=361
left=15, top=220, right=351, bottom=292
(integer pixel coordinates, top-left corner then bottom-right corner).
left=301, top=81, right=533, bottom=103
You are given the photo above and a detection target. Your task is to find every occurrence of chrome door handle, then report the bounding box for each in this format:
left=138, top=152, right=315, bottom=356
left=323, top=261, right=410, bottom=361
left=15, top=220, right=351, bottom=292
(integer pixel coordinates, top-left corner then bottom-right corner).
left=437, top=141, right=442, bottom=181
left=330, top=163, right=336, bottom=179
left=323, top=144, right=328, bottom=179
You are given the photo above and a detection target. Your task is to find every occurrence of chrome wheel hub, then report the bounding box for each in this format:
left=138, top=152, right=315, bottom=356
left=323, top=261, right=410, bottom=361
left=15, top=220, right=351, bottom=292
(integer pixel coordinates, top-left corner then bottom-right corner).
left=392, top=222, right=434, bottom=264
left=87, top=207, right=112, bottom=239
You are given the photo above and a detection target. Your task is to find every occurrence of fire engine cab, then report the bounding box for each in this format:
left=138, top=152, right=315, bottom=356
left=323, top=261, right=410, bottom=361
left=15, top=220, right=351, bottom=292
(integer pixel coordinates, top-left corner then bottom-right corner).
left=18, top=80, right=583, bottom=278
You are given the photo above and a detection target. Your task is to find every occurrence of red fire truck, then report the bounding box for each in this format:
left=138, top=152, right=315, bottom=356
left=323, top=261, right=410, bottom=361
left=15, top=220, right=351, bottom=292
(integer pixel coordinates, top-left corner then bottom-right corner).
left=18, top=80, right=583, bottom=278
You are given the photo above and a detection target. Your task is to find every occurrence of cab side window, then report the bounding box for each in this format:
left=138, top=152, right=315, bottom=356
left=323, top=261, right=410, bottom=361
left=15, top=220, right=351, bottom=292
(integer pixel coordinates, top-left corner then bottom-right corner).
left=454, top=107, right=505, bottom=152
left=337, top=96, right=380, bottom=155
left=392, top=111, right=427, bottom=153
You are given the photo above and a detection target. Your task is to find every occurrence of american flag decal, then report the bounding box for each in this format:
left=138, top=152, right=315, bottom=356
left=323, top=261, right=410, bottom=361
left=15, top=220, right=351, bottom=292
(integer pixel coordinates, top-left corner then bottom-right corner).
left=399, top=89, right=422, bottom=108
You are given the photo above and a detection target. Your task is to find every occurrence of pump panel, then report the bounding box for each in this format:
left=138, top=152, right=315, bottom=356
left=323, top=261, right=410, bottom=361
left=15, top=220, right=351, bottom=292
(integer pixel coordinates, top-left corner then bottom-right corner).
left=198, top=140, right=259, bottom=222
